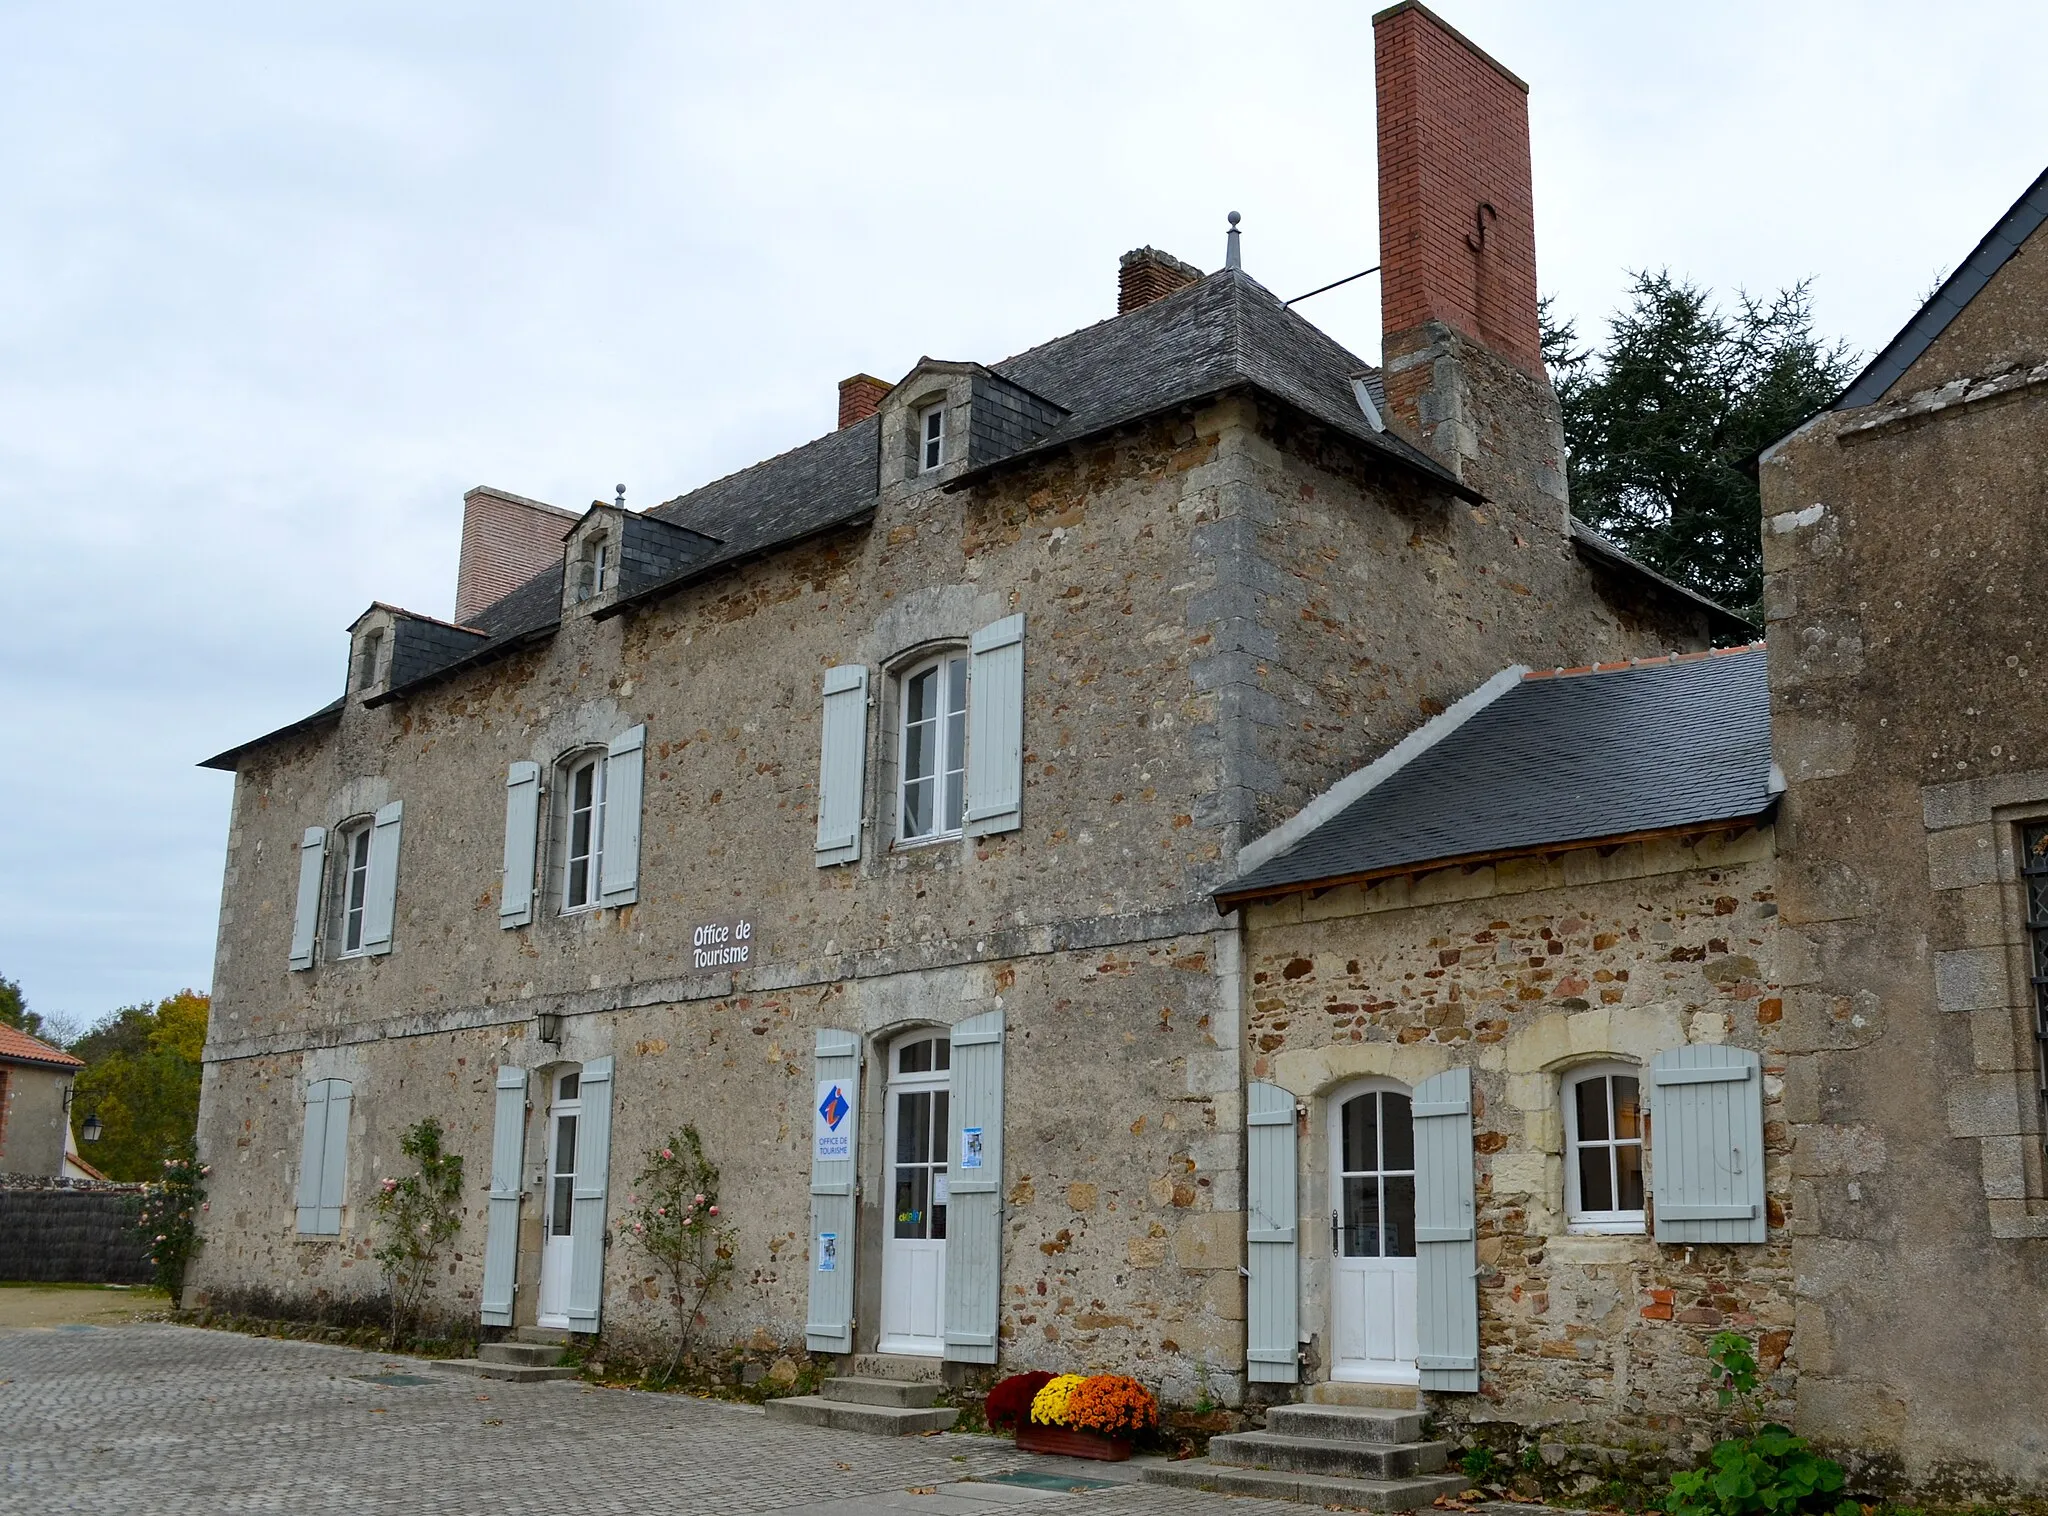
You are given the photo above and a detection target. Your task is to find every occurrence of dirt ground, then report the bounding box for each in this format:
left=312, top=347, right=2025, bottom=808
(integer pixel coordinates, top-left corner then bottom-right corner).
left=0, top=1283, right=169, bottom=1328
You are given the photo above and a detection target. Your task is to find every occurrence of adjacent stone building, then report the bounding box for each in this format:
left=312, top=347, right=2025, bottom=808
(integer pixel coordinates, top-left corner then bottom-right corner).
left=0, top=1024, right=91, bottom=1180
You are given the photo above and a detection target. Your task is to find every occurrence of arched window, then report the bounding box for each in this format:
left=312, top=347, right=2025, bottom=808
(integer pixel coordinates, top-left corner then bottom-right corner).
left=327, top=818, right=375, bottom=958
left=572, top=535, right=611, bottom=603
left=557, top=750, right=607, bottom=911
left=897, top=652, right=968, bottom=843
left=1563, top=1062, right=1647, bottom=1232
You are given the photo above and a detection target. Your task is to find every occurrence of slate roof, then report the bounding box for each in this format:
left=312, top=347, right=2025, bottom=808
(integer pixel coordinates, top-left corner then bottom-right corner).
left=0, top=1024, right=84, bottom=1071
left=203, top=264, right=1729, bottom=769
left=1835, top=164, right=2048, bottom=411
left=1216, top=644, right=1775, bottom=906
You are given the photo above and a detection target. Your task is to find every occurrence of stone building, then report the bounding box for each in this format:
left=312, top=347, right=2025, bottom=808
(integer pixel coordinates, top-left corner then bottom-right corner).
left=1753, top=163, right=2048, bottom=1490
left=0, top=1024, right=93, bottom=1180
left=189, top=0, right=1731, bottom=1437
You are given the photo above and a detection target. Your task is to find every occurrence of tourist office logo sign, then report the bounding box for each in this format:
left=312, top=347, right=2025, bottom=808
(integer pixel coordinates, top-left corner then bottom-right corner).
left=691, top=917, right=753, bottom=971
left=815, top=1081, right=852, bottom=1163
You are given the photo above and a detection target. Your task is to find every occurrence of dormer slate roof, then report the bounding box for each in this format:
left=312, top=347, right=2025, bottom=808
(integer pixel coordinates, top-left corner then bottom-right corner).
left=202, top=265, right=1726, bottom=770
left=1215, top=644, right=1775, bottom=908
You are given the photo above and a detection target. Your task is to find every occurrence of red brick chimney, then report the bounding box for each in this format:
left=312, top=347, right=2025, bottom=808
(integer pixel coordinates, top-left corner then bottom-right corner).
left=455, top=486, right=579, bottom=623
left=1118, top=247, right=1203, bottom=314
left=1374, top=1, right=1562, bottom=516
left=838, top=374, right=890, bottom=429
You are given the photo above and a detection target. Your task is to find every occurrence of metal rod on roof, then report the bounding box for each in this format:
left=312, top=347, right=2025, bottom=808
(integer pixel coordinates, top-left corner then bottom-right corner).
left=1284, top=264, right=1381, bottom=306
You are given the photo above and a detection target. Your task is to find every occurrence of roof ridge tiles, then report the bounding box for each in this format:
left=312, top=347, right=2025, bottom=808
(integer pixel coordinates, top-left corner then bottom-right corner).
left=1524, top=641, right=1767, bottom=681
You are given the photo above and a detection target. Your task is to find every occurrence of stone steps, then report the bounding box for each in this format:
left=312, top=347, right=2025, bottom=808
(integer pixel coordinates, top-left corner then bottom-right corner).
left=1207, top=1431, right=1451, bottom=1481
left=430, top=1333, right=580, bottom=1383
left=762, top=1366, right=956, bottom=1436
left=1137, top=1391, right=1459, bottom=1512
left=1140, top=1461, right=1467, bottom=1512
left=1266, top=1404, right=1429, bottom=1445
left=820, top=1376, right=941, bottom=1408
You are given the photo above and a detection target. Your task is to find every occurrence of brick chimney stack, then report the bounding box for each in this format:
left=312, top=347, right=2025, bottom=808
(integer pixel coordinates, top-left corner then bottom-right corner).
left=838, top=374, right=891, bottom=430
left=1373, top=1, right=1563, bottom=518
left=454, top=486, right=579, bottom=624
left=1118, top=247, right=1203, bottom=315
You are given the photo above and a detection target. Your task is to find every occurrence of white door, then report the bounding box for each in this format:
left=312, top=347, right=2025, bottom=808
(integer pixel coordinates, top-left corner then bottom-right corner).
left=1331, top=1083, right=1419, bottom=1383
left=879, top=1033, right=949, bottom=1356
left=537, top=1067, right=582, bottom=1329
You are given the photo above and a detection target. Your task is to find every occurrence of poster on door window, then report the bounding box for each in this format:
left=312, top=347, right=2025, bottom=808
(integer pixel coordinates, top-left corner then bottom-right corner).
left=934, top=1171, right=949, bottom=1203
left=817, top=1231, right=837, bottom=1272
left=815, top=1080, right=852, bottom=1163
left=961, top=1126, right=984, bottom=1170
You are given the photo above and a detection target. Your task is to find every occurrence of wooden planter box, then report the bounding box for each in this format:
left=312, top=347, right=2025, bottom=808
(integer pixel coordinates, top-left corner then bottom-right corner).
left=1015, top=1423, right=1134, bottom=1461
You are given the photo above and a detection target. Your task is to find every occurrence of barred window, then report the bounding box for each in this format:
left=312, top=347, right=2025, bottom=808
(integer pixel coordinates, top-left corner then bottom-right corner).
left=2020, top=825, right=2048, bottom=1146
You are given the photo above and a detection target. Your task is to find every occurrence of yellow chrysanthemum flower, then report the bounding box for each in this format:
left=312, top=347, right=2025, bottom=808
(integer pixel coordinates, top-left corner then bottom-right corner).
left=1029, top=1373, right=1087, bottom=1426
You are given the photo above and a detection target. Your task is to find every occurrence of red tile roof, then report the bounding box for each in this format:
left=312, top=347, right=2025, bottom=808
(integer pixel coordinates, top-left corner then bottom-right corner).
left=0, top=1024, right=84, bottom=1069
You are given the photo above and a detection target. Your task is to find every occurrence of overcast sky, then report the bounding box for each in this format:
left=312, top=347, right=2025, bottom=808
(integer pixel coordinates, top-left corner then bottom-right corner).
left=3, top=2, right=2042, bottom=1032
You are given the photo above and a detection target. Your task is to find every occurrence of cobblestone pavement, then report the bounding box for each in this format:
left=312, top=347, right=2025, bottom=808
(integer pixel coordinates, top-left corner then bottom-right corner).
left=0, top=1324, right=1309, bottom=1516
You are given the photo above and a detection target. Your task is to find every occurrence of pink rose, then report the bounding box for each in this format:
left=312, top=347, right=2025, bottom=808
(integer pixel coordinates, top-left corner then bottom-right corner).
left=694, top=1194, right=706, bottom=1205
left=662, top=1149, right=673, bottom=1160
left=708, top=1205, right=718, bottom=1216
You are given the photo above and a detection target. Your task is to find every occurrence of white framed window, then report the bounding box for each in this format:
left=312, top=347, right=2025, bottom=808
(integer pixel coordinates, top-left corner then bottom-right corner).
left=330, top=820, right=374, bottom=958
left=573, top=536, right=611, bottom=604
left=897, top=653, right=967, bottom=843
left=919, top=404, right=945, bottom=473
left=1564, top=1062, right=1647, bottom=1232
left=560, top=752, right=607, bottom=911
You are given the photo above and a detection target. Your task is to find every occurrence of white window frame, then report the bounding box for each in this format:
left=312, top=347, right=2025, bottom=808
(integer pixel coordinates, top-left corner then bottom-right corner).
left=573, top=536, right=611, bottom=604
left=918, top=404, right=945, bottom=473
left=1563, top=1061, right=1648, bottom=1234
left=895, top=652, right=968, bottom=845
left=331, top=819, right=374, bottom=959
left=560, top=751, right=608, bottom=913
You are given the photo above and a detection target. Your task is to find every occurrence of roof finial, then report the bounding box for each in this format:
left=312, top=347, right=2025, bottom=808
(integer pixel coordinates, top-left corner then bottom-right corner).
left=1225, top=211, right=1242, bottom=271
left=615, top=483, right=626, bottom=510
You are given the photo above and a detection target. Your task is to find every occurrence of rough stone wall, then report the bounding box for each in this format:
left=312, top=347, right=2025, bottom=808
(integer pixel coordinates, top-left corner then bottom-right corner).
left=0, top=1064, right=72, bottom=1178
left=1242, top=831, right=1791, bottom=1456
left=1759, top=218, right=2048, bottom=1494
left=195, top=380, right=1714, bottom=1400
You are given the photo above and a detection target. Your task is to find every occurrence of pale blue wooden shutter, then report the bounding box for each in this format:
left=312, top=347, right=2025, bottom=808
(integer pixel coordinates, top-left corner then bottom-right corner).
left=295, top=1079, right=332, bottom=1233
left=289, top=826, right=326, bottom=970
left=964, top=615, right=1024, bottom=837
left=361, top=801, right=403, bottom=956
left=1245, top=1081, right=1299, bottom=1383
left=481, top=1065, right=528, bottom=1326
left=565, top=1055, right=614, bottom=1331
left=318, top=1081, right=353, bottom=1231
left=500, top=762, right=541, bottom=929
left=599, top=726, right=645, bottom=907
left=944, top=1008, right=1004, bottom=1363
left=1649, top=1046, right=1766, bottom=1243
left=814, top=666, right=868, bottom=867
left=1413, top=1066, right=1479, bottom=1392
left=806, top=1029, right=861, bottom=1353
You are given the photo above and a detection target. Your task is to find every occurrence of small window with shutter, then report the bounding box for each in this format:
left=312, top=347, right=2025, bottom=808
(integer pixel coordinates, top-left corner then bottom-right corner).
left=296, top=1078, right=354, bottom=1236
left=1563, top=1062, right=1646, bottom=1233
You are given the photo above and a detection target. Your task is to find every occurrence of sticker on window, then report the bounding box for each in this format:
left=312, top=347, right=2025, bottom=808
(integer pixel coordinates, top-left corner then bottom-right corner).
left=817, top=1231, right=838, bottom=1272
left=961, top=1126, right=984, bottom=1170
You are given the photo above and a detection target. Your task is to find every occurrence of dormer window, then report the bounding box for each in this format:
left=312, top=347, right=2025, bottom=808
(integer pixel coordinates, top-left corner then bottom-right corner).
left=355, top=630, right=385, bottom=692
left=919, top=404, right=945, bottom=473
left=573, top=536, right=612, bottom=604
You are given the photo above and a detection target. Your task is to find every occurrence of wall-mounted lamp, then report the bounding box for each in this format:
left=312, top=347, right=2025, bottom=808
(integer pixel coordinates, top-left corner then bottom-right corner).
left=537, top=1012, right=563, bottom=1044
left=82, top=1112, right=103, bottom=1143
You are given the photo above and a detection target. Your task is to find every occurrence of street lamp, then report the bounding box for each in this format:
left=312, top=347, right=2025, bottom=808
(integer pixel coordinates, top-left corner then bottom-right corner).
left=81, top=1111, right=102, bottom=1143
left=537, top=1011, right=563, bottom=1044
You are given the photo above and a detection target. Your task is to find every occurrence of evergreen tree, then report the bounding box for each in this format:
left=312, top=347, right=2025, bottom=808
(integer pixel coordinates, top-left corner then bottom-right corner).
left=1546, top=272, right=1859, bottom=623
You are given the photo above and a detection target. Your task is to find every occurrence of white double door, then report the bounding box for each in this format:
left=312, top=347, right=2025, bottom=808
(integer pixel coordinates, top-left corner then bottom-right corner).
left=878, top=1033, right=950, bottom=1356
left=538, top=1068, right=582, bottom=1329
left=1330, top=1082, right=1419, bottom=1383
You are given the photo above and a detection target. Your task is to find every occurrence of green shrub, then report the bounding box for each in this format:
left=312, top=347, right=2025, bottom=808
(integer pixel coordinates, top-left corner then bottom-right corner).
left=1667, top=1333, right=1856, bottom=1516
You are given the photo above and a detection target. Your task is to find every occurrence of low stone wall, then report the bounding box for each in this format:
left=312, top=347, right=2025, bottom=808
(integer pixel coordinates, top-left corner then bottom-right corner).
left=0, top=1184, right=153, bottom=1284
